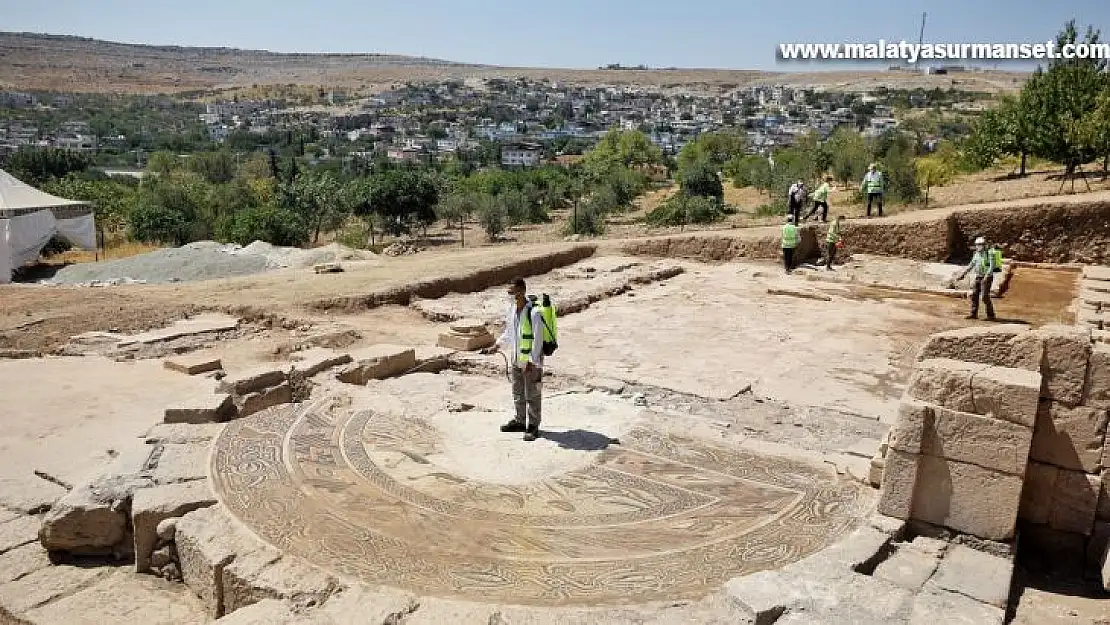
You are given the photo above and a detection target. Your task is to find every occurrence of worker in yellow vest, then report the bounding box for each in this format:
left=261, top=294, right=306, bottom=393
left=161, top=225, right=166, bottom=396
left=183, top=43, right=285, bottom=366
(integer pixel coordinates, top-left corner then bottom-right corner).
left=824, top=215, right=844, bottom=270
left=782, top=215, right=799, bottom=273
left=482, top=277, right=547, bottom=441
left=951, top=237, right=998, bottom=320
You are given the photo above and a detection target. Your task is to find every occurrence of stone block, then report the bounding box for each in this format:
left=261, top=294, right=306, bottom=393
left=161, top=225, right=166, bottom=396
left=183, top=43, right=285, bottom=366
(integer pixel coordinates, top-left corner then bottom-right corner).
left=916, top=325, right=1035, bottom=369
left=868, top=514, right=907, bottom=537
left=0, top=563, right=106, bottom=615
left=436, top=331, right=495, bottom=351
left=143, top=423, right=227, bottom=445
left=930, top=544, right=1012, bottom=608
left=1086, top=521, right=1110, bottom=581
left=907, top=536, right=948, bottom=558
left=0, top=476, right=67, bottom=515
left=1049, top=469, right=1100, bottom=536
left=969, top=365, right=1042, bottom=427
left=165, top=393, right=235, bottom=424
left=335, top=345, right=416, bottom=384
left=1034, top=324, right=1092, bottom=406
left=211, top=598, right=298, bottom=624
left=887, top=400, right=933, bottom=455
left=877, top=449, right=919, bottom=519
left=1084, top=344, right=1110, bottom=409
left=724, top=570, right=804, bottom=625
left=906, top=359, right=979, bottom=413
left=131, top=481, right=216, bottom=574
left=923, top=407, right=1033, bottom=476
left=288, top=348, right=352, bottom=378
left=222, top=550, right=343, bottom=615
left=176, top=506, right=269, bottom=618
left=0, top=542, right=51, bottom=584
left=150, top=443, right=209, bottom=486
left=313, top=262, right=342, bottom=274
left=909, top=587, right=1005, bottom=625
left=236, top=383, right=293, bottom=418
left=911, top=455, right=1024, bottom=541
left=872, top=546, right=940, bottom=591
left=39, top=468, right=154, bottom=555
left=217, top=367, right=286, bottom=396
left=1019, top=461, right=1058, bottom=525
left=791, top=571, right=915, bottom=623
left=164, top=353, right=223, bottom=376
left=1030, top=402, right=1108, bottom=472
left=869, top=455, right=885, bottom=487
left=0, top=515, right=40, bottom=555
left=449, top=319, right=487, bottom=334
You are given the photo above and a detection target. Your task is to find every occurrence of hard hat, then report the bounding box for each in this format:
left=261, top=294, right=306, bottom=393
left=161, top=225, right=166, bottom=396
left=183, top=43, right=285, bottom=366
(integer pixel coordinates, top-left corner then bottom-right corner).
left=868, top=162, right=877, bottom=169
left=974, top=237, right=986, bottom=246
left=786, top=215, right=794, bottom=222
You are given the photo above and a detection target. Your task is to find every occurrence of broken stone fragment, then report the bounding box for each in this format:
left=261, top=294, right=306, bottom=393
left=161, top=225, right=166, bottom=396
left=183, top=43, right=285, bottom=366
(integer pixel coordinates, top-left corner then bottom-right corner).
left=164, top=392, right=236, bottom=424
left=335, top=345, right=416, bottom=385
left=288, top=348, right=352, bottom=378
left=163, top=353, right=223, bottom=376
left=217, top=367, right=287, bottom=396
left=132, top=480, right=217, bottom=574
left=449, top=319, right=488, bottom=334
left=436, top=331, right=495, bottom=351
left=235, top=382, right=294, bottom=418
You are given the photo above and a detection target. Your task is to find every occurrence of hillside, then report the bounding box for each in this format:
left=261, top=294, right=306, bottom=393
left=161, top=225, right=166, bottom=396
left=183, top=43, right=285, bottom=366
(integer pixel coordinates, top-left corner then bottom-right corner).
left=0, top=32, right=1026, bottom=94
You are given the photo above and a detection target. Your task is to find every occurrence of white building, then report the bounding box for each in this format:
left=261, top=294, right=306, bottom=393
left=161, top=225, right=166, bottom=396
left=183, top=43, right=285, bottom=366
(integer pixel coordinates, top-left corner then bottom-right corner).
left=501, top=143, right=542, bottom=167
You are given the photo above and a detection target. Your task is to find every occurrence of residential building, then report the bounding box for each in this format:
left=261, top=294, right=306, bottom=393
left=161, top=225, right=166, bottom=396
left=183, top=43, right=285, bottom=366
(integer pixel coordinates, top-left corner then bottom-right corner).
left=501, top=142, right=542, bottom=167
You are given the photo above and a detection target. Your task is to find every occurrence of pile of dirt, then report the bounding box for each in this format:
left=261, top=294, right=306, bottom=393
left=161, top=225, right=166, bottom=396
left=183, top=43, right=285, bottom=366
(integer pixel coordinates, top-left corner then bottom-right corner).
left=382, top=239, right=422, bottom=257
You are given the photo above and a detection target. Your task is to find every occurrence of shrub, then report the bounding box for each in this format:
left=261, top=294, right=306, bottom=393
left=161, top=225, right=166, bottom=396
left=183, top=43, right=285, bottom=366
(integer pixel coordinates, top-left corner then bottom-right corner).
left=478, top=196, right=506, bottom=240
left=217, top=205, right=309, bottom=247
left=645, top=193, right=728, bottom=227
left=564, top=203, right=606, bottom=236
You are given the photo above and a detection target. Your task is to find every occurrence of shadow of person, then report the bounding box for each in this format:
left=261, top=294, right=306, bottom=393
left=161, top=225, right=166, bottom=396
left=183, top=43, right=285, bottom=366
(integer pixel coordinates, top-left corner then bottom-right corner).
left=986, top=317, right=1032, bottom=325
left=539, top=429, right=620, bottom=451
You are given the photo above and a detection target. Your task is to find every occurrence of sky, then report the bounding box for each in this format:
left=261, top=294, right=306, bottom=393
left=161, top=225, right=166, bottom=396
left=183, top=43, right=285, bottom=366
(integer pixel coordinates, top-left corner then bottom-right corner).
left=1, top=0, right=1108, bottom=70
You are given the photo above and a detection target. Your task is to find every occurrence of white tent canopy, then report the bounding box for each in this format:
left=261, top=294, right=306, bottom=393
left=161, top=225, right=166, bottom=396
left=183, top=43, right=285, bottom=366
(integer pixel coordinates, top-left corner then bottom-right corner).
left=0, top=168, right=97, bottom=283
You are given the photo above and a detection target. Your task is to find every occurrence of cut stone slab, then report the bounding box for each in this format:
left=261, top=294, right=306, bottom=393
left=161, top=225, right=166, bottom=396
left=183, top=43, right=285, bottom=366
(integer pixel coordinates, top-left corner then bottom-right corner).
left=222, top=549, right=344, bottom=615
left=176, top=505, right=266, bottom=618
left=436, top=331, right=495, bottom=351
left=150, top=443, right=209, bottom=486
left=335, top=345, right=416, bottom=385
left=143, top=423, right=227, bottom=445
left=906, top=359, right=980, bottom=413
left=39, top=468, right=155, bottom=555
left=1030, top=402, right=1109, bottom=473
left=1020, top=461, right=1058, bottom=525
left=888, top=400, right=932, bottom=455
left=923, top=407, right=1033, bottom=476
left=969, top=365, right=1042, bottom=428
left=21, top=568, right=210, bottom=625
left=911, top=455, right=1024, bottom=541
left=872, top=546, right=940, bottom=591
left=0, top=563, right=106, bottom=615
left=725, top=570, right=804, bottom=625
left=0, top=542, right=51, bottom=584
left=288, top=349, right=352, bottom=378
left=1084, top=344, right=1110, bottom=409
left=165, top=392, right=235, bottom=424
left=0, top=516, right=40, bottom=555
left=413, top=345, right=455, bottom=373
left=236, top=382, right=293, bottom=418
left=132, top=481, right=217, bottom=574
left=930, top=544, right=1012, bottom=608
left=916, top=325, right=1035, bottom=370
left=449, top=319, right=488, bottom=334
left=1078, top=307, right=1105, bottom=330
left=217, top=367, right=286, bottom=396
left=118, top=314, right=239, bottom=347
left=0, top=476, right=67, bottom=514
left=164, top=353, right=223, bottom=376
left=838, top=438, right=882, bottom=459
left=766, top=286, right=832, bottom=301
left=909, top=587, right=1005, bottom=625
left=1034, top=324, right=1093, bottom=406
left=877, top=449, right=919, bottom=519
left=211, top=598, right=298, bottom=624
left=1049, top=469, right=1100, bottom=535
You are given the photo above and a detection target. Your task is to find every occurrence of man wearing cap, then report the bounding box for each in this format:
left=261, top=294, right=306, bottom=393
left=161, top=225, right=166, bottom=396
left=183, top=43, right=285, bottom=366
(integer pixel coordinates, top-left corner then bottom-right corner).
left=861, top=163, right=884, bottom=218
left=480, top=278, right=545, bottom=441
left=781, top=215, right=799, bottom=273
left=951, top=237, right=997, bottom=320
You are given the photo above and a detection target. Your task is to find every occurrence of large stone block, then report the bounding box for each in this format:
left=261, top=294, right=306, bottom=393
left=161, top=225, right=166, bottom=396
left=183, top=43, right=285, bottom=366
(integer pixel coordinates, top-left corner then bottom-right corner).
left=222, top=549, right=344, bottom=614
left=176, top=505, right=271, bottom=618
left=888, top=400, right=933, bottom=455
left=969, top=365, right=1042, bottom=427
left=877, top=449, right=919, bottom=519
left=164, top=353, right=222, bottom=376
left=217, top=367, right=287, bottom=396
left=872, top=545, right=940, bottom=592
left=1084, top=344, right=1110, bottom=409
left=911, top=455, right=1024, bottom=541
left=1019, top=461, right=1058, bottom=525
left=1086, top=521, right=1110, bottom=582
left=335, top=345, right=416, bottom=385
left=1049, top=469, right=1100, bottom=536
left=235, top=383, right=293, bottom=418
left=288, top=348, right=352, bottom=378
left=909, top=587, right=1005, bottom=625
left=923, top=407, right=1033, bottom=476
left=1034, top=324, right=1092, bottom=406
left=131, top=481, right=216, bottom=574
left=916, top=325, right=1035, bottom=369
left=724, top=570, right=804, bottom=625
left=906, top=359, right=979, bottom=413
left=930, top=545, right=1012, bottom=608
left=150, top=443, right=209, bottom=485
left=437, top=331, right=495, bottom=351
left=1030, top=401, right=1109, bottom=473
left=164, top=392, right=235, bottom=424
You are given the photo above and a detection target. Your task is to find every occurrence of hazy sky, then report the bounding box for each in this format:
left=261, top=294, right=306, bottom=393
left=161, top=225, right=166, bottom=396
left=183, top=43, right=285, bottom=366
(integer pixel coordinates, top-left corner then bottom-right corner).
left=1, top=0, right=1107, bottom=70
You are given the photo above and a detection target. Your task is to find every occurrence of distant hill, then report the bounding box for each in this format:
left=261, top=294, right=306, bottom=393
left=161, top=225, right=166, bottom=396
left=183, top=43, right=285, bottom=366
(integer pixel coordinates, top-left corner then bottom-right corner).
left=0, top=32, right=1026, bottom=95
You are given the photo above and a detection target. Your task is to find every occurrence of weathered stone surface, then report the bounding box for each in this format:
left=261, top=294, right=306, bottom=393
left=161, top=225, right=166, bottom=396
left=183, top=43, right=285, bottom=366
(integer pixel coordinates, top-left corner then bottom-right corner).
left=288, top=348, right=352, bottom=378
left=313, top=262, right=342, bottom=274
left=117, top=313, right=239, bottom=347
left=785, top=525, right=893, bottom=577
left=911, top=455, right=1024, bottom=541
left=1020, top=461, right=1058, bottom=525
left=164, top=353, right=223, bottom=376
left=1099, top=471, right=1110, bottom=522
left=1035, top=324, right=1093, bottom=406
left=217, top=367, right=286, bottom=396
left=1086, top=521, right=1110, bottom=582
left=887, top=400, right=932, bottom=455
left=22, top=568, right=210, bottom=625
left=930, top=544, right=1012, bottom=608
left=165, top=392, right=235, bottom=424
left=907, top=536, right=948, bottom=558
left=872, top=546, right=940, bottom=591
left=0, top=542, right=51, bottom=584
left=449, top=319, right=488, bottom=334
left=143, top=422, right=227, bottom=445
left=39, top=469, right=154, bottom=554
left=1084, top=344, right=1110, bottom=409
left=222, top=548, right=344, bottom=615
left=0, top=516, right=40, bottom=555
left=724, top=570, right=802, bottom=625
left=906, top=359, right=979, bottom=413
left=156, top=517, right=178, bottom=542
left=868, top=514, right=907, bottom=537
left=0, top=563, right=106, bottom=615
left=211, top=598, right=298, bottom=624
left=1078, top=307, right=1105, bottom=330
left=923, top=407, right=1033, bottom=476
left=969, top=365, right=1042, bottom=427
left=793, top=572, right=915, bottom=623
left=0, top=476, right=67, bottom=514
left=436, top=331, right=495, bottom=351
left=132, top=481, right=217, bottom=574
left=1030, top=402, right=1109, bottom=472
left=236, top=383, right=293, bottom=418
left=869, top=455, right=885, bottom=487
left=916, top=325, right=1034, bottom=369
left=1049, top=469, right=1100, bottom=536
left=413, top=346, right=454, bottom=374
left=909, top=587, right=1005, bottom=625
left=150, top=443, right=209, bottom=486
left=877, top=449, right=919, bottom=519
left=176, top=506, right=261, bottom=618
left=589, top=378, right=628, bottom=395
left=335, top=345, right=416, bottom=384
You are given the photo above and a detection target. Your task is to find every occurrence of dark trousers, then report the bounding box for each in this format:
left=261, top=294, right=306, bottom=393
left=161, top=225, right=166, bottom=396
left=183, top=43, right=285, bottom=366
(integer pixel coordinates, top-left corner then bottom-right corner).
left=804, top=201, right=828, bottom=222
left=783, top=247, right=795, bottom=272
left=788, top=199, right=802, bottom=224
left=866, top=193, right=883, bottom=217
left=970, top=274, right=995, bottom=319
left=825, top=241, right=837, bottom=268
left=510, top=365, right=542, bottom=429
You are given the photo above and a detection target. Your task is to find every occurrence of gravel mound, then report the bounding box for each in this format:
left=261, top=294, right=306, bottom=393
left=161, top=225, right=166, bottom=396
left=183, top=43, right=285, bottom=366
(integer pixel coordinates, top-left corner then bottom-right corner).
left=49, top=241, right=375, bottom=285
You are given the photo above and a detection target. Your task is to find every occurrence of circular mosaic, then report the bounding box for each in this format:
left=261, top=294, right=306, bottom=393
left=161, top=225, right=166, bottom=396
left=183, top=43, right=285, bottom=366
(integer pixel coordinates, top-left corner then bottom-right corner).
left=211, top=401, right=865, bottom=606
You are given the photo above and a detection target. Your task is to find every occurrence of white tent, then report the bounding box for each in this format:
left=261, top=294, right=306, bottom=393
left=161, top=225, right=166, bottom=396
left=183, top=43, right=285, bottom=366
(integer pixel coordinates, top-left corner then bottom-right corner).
left=0, top=168, right=97, bottom=283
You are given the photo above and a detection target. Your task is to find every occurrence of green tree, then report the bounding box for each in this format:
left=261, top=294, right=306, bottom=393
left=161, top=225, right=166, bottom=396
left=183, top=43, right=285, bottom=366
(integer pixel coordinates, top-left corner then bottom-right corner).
left=879, top=135, right=920, bottom=203
left=42, top=175, right=137, bottom=233
left=677, top=158, right=724, bottom=202
left=825, top=128, right=871, bottom=187
left=645, top=193, right=727, bottom=227
left=362, top=169, right=439, bottom=236
left=186, top=151, right=236, bottom=184
left=283, top=170, right=348, bottom=244
left=3, top=148, right=91, bottom=185
left=478, top=194, right=506, bottom=241
left=436, top=191, right=480, bottom=246
left=677, top=132, right=747, bottom=173
left=581, top=130, right=663, bottom=180
left=914, top=155, right=957, bottom=207
left=218, top=205, right=309, bottom=247
left=729, top=155, right=773, bottom=193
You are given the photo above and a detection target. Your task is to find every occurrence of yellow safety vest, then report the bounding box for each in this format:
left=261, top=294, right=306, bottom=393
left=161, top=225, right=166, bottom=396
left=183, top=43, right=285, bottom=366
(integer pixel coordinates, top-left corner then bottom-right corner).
left=518, top=301, right=556, bottom=363
left=782, top=224, right=798, bottom=248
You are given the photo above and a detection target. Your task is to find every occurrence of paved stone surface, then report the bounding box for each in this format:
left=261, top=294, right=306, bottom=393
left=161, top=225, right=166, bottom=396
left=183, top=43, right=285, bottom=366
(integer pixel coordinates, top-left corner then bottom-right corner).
left=117, top=313, right=239, bottom=347
left=21, top=568, right=209, bottom=625
left=0, top=543, right=51, bottom=584
left=0, top=563, right=106, bottom=614
left=725, top=570, right=801, bottom=624
left=211, top=402, right=864, bottom=606
left=150, top=443, right=209, bottom=486
left=0, top=476, right=67, bottom=514
left=0, top=516, right=39, bottom=555
left=872, top=545, right=940, bottom=591
left=930, top=545, right=1012, bottom=608
left=142, top=423, right=227, bottom=445
left=909, top=587, right=1004, bottom=625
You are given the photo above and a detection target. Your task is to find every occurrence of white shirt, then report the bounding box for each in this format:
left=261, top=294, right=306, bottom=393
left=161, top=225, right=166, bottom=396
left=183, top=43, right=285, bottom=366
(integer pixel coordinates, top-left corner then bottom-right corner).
left=496, top=301, right=545, bottom=369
